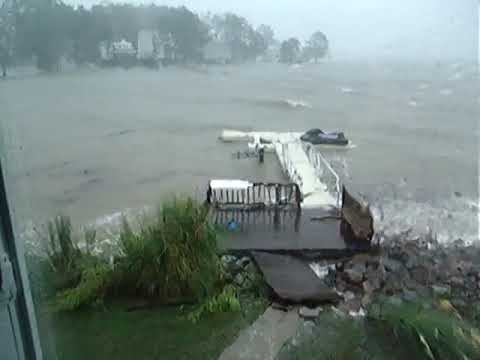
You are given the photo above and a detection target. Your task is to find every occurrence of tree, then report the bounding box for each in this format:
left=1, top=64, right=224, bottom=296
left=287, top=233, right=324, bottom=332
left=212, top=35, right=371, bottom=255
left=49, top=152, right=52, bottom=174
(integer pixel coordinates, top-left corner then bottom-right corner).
left=219, top=13, right=249, bottom=61
left=0, top=24, right=12, bottom=77
left=157, top=6, right=210, bottom=62
left=70, top=5, right=113, bottom=64
left=0, top=0, right=16, bottom=77
left=279, top=37, right=301, bottom=64
left=306, top=31, right=328, bottom=62
left=13, top=0, right=74, bottom=71
left=212, top=13, right=267, bottom=62
left=257, top=24, right=275, bottom=47
left=4, top=3, right=274, bottom=70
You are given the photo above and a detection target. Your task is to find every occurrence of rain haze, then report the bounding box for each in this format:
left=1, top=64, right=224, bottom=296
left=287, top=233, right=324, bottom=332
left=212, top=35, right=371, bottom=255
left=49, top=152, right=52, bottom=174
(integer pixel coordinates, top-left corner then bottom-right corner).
left=1, top=0, right=480, bottom=358
left=1, top=0, right=478, bottom=244
left=66, top=0, right=479, bottom=61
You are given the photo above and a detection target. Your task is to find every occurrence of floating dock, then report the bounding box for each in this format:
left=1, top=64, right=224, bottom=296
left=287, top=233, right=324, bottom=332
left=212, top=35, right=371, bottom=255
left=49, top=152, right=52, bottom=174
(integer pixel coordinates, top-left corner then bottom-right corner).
left=220, top=129, right=341, bottom=210
left=213, top=129, right=352, bottom=253
left=215, top=129, right=373, bottom=304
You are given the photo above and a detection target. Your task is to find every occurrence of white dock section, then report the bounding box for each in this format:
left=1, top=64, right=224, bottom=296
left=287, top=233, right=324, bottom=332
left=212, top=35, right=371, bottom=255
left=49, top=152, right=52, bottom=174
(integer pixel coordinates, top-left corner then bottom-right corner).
left=220, top=129, right=302, bottom=143
left=275, top=142, right=336, bottom=208
left=220, top=129, right=340, bottom=210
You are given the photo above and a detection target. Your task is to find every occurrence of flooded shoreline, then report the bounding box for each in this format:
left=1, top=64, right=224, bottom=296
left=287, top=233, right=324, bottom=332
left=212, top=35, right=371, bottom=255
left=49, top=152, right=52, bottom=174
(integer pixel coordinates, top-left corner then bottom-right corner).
left=1, top=61, right=478, bottom=243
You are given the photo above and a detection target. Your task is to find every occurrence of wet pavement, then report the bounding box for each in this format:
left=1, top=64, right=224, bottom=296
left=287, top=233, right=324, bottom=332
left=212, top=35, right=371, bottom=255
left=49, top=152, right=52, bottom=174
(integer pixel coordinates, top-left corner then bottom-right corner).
left=219, top=307, right=300, bottom=360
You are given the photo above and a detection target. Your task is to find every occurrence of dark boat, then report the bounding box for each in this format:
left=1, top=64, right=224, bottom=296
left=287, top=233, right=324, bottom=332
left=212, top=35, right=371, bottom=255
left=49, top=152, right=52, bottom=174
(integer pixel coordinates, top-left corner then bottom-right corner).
left=300, top=128, right=349, bottom=146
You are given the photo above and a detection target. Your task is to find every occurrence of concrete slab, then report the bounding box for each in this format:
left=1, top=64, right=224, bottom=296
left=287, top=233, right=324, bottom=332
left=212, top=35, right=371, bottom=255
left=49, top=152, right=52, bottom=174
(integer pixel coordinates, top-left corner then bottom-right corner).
left=219, top=307, right=300, bottom=360
left=252, top=252, right=341, bottom=303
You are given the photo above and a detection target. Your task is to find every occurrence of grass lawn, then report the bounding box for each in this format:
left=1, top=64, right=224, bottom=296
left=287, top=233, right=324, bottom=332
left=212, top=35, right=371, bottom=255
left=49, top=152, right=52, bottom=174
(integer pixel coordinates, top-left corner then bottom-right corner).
left=37, top=298, right=266, bottom=360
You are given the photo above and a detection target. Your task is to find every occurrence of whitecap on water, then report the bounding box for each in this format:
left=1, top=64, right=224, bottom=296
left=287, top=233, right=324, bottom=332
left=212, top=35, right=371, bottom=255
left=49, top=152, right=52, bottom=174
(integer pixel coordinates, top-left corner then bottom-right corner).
left=20, top=206, right=150, bottom=258
left=339, top=86, right=354, bottom=94
left=372, top=196, right=479, bottom=244
left=326, top=155, right=351, bottom=180
left=448, top=72, right=463, bottom=81
left=450, top=62, right=463, bottom=70
left=289, top=64, right=303, bottom=70
left=282, top=99, right=312, bottom=109
left=93, top=210, right=124, bottom=227
left=439, top=88, right=453, bottom=96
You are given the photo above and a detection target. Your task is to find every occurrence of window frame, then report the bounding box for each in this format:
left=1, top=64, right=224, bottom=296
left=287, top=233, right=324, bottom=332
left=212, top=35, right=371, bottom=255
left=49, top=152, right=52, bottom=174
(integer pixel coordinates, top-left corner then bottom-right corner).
left=0, top=158, right=43, bottom=360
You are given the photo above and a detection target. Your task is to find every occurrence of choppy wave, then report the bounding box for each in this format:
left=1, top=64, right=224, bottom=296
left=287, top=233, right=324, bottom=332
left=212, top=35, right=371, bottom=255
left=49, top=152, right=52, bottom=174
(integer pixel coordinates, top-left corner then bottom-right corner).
left=448, top=72, right=463, bottom=81
left=339, top=86, right=355, bottom=94
left=233, top=97, right=312, bottom=110
left=326, top=154, right=478, bottom=245
left=20, top=194, right=478, bottom=258
left=439, top=88, right=453, bottom=96
left=418, top=83, right=430, bottom=90
left=371, top=196, right=479, bottom=245
left=289, top=64, right=303, bottom=70
left=282, top=99, right=312, bottom=109
left=20, top=206, right=147, bottom=258
left=316, top=142, right=357, bottom=151
left=89, top=196, right=478, bottom=246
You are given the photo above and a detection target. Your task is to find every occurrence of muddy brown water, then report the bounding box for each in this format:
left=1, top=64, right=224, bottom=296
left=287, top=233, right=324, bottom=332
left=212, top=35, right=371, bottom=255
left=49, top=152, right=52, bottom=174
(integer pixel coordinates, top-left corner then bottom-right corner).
left=0, top=61, right=478, bottom=243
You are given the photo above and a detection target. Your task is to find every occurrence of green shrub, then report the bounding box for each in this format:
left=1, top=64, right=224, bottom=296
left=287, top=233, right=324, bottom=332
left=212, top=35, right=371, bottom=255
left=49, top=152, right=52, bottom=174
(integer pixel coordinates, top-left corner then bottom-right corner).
left=187, top=285, right=241, bottom=323
left=371, top=301, right=480, bottom=360
left=157, top=197, right=221, bottom=300
left=54, top=264, right=113, bottom=311
left=44, top=215, right=102, bottom=292
left=278, top=300, right=480, bottom=360
left=39, top=216, right=110, bottom=308
left=45, top=215, right=81, bottom=289
left=84, top=227, right=97, bottom=255
left=113, top=197, right=222, bottom=302
left=48, top=197, right=225, bottom=311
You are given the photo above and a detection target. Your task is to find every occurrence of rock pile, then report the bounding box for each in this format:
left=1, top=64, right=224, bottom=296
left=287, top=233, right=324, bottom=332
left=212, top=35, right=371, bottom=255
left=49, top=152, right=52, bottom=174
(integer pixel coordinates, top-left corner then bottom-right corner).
left=331, top=232, right=480, bottom=315
left=221, top=232, right=480, bottom=320
left=221, top=254, right=262, bottom=291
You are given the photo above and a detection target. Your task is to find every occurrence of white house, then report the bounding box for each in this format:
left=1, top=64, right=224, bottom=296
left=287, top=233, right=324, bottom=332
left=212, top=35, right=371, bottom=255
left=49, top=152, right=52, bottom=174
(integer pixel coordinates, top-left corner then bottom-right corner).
left=111, top=39, right=136, bottom=57
left=137, top=29, right=159, bottom=60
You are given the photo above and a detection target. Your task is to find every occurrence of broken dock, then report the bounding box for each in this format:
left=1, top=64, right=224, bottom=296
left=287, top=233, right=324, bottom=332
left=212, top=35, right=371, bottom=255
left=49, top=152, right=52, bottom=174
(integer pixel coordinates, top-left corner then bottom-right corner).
left=211, top=129, right=374, bottom=304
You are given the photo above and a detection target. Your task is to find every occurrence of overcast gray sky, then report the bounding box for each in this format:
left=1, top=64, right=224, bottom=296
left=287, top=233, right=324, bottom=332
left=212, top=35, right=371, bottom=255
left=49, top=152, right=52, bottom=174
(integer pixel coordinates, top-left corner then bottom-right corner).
left=68, top=0, right=479, bottom=61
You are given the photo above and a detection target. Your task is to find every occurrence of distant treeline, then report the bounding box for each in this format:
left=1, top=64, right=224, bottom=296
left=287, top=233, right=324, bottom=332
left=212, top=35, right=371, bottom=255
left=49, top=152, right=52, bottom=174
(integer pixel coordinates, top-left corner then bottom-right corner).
left=0, top=0, right=328, bottom=74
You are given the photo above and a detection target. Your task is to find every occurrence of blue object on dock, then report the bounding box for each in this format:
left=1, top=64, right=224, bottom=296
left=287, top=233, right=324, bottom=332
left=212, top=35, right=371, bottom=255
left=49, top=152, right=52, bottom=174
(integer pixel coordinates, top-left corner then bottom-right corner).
left=227, top=219, right=239, bottom=231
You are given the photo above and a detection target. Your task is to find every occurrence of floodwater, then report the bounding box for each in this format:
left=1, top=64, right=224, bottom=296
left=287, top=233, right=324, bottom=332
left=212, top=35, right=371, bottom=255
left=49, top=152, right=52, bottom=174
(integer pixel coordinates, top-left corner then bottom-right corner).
left=1, top=61, right=478, bottom=243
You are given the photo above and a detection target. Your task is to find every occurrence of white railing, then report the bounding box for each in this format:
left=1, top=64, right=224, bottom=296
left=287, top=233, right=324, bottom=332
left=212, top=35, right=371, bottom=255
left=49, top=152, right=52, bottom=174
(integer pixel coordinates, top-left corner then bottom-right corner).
left=275, top=141, right=342, bottom=209
left=208, top=182, right=301, bottom=208
left=279, top=142, right=304, bottom=191
left=304, top=144, right=342, bottom=209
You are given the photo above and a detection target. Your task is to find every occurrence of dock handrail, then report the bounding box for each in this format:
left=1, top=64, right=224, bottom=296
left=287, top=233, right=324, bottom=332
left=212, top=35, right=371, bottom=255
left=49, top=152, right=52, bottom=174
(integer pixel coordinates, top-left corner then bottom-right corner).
left=280, top=142, right=304, bottom=191
left=277, top=141, right=342, bottom=209
left=304, top=144, right=342, bottom=209
left=206, top=181, right=302, bottom=209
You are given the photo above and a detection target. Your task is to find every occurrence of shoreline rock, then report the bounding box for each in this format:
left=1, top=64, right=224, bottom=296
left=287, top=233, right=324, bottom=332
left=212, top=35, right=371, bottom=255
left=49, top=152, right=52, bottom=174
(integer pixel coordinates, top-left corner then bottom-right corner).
left=329, top=233, right=480, bottom=317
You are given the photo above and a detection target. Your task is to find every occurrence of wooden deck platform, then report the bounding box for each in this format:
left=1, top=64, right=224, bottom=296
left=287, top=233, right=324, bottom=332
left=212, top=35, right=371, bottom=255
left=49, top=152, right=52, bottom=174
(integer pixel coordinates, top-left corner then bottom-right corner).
left=214, top=208, right=357, bottom=252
